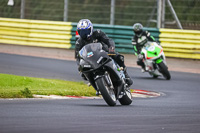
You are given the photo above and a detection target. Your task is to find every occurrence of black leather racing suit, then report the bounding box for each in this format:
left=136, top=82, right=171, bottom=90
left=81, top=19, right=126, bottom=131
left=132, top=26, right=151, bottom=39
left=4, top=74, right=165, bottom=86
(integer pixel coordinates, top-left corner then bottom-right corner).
left=75, top=29, right=125, bottom=68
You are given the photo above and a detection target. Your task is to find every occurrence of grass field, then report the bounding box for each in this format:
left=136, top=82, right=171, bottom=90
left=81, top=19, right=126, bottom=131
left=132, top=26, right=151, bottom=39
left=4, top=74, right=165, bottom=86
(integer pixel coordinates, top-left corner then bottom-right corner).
left=0, top=73, right=96, bottom=98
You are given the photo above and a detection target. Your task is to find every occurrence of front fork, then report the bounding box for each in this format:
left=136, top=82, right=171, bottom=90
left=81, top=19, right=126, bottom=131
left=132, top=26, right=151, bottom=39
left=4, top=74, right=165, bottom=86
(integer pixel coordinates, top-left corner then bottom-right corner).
left=94, top=71, right=124, bottom=99
left=104, top=72, right=114, bottom=89
left=94, top=71, right=114, bottom=91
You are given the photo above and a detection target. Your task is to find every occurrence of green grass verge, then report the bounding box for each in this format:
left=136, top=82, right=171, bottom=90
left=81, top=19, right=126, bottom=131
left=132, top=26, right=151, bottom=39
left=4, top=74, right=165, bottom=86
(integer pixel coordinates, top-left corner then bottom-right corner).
left=0, top=73, right=96, bottom=98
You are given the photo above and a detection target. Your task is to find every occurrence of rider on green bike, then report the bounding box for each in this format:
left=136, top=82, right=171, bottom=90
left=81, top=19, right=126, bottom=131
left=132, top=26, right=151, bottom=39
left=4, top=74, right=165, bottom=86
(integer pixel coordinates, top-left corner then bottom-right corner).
left=132, top=23, right=156, bottom=72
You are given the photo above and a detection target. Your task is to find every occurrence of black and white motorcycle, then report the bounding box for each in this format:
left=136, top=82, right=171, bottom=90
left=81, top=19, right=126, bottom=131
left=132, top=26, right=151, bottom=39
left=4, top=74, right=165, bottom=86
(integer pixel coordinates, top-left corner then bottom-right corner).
left=78, top=43, right=133, bottom=106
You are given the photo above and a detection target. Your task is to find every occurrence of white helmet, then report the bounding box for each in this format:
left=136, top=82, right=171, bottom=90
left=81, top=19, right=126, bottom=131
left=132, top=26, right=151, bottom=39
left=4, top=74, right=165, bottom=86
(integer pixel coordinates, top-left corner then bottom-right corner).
left=77, top=19, right=93, bottom=39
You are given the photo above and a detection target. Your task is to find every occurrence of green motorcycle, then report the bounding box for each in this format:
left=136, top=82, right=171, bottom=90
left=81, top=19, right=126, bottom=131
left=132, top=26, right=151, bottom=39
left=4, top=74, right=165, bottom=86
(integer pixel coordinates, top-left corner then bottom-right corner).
left=140, top=41, right=171, bottom=80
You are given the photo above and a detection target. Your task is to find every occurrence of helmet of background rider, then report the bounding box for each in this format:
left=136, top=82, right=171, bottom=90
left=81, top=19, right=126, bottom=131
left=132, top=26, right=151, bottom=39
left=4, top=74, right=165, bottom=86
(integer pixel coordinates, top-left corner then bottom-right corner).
left=77, top=19, right=93, bottom=40
left=133, top=23, right=143, bottom=37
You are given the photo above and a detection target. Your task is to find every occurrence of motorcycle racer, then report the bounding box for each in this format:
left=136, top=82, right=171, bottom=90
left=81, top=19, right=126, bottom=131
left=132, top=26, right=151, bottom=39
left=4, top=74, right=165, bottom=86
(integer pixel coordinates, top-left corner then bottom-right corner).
left=75, top=19, right=133, bottom=87
left=132, top=23, right=156, bottom=72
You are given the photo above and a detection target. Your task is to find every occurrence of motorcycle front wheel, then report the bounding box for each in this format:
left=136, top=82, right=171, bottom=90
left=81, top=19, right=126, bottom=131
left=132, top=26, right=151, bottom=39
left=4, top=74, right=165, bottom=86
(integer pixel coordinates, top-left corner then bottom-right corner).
left=158, top=61, right=171, bottom=80
left=95, top=76, right=117, bottom=106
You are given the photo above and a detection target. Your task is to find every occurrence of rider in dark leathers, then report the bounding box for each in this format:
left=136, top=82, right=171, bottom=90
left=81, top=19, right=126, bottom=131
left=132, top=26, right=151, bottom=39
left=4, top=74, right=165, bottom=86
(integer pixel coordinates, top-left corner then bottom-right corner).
left=132, top=23, right=156, bottom=72
left=75, top=19, right=133, bottom=87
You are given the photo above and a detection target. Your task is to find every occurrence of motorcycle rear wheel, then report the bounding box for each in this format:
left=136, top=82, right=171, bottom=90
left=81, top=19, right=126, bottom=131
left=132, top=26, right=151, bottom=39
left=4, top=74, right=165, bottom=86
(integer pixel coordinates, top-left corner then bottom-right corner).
left=95, top=76, right=117, bottom=106
left=158, top=61, right=171, bottom=80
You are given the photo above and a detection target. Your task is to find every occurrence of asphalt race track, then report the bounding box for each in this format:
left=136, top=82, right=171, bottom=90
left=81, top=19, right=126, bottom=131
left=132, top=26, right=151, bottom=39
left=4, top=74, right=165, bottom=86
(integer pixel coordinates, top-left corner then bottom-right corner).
left=0, top=53, right=200, bottom=133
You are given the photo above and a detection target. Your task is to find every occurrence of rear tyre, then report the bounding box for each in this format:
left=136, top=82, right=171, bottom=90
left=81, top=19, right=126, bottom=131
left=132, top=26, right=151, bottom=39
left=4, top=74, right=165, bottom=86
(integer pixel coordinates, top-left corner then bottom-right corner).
left=95, top=76, right=117, bottom=106
left=119, top=89, right=132, bottom=105
left=158, top=61, right=171, bottom=80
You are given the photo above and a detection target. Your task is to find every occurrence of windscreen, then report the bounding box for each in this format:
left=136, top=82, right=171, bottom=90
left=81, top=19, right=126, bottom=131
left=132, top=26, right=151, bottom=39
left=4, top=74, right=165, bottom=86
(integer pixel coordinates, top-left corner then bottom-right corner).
left=79, top=43, right=103, bottom=59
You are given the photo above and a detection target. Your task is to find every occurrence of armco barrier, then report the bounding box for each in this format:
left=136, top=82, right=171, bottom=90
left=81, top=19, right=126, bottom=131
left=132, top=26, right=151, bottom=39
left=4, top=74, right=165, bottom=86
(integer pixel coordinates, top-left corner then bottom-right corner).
left=1, top=17, right=200, bottom=59
left=159, top=29, right=200, bottom=59
left=0, top=17, right=73, bottom=48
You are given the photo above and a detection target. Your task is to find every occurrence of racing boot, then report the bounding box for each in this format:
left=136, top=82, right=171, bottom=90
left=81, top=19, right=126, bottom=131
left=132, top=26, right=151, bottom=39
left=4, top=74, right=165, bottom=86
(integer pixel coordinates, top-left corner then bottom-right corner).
left=141, top=67, right=145, bottom=73
left=124, top=67, right=133, bottom=87
left=81, top=73, right=87, bottom=80
left=137, top=59, right=145, bottom=73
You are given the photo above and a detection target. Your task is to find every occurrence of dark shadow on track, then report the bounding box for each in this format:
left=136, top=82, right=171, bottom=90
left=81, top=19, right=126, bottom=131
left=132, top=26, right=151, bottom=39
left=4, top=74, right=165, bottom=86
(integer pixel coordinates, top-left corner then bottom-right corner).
left=132, top=76, right=167, bottom=80
left=73, top=102, right=135, bottom=108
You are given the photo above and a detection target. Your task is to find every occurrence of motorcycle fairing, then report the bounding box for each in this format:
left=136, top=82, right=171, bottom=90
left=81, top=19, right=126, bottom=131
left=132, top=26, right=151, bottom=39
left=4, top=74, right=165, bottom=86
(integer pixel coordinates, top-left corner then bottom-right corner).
left=79, top=43, right=125, bottom=97
left=142, top=42, right=163, bottom=60
left=79, top=43, right=110, bottom=71
left=146, top=47, right=163, bottom=59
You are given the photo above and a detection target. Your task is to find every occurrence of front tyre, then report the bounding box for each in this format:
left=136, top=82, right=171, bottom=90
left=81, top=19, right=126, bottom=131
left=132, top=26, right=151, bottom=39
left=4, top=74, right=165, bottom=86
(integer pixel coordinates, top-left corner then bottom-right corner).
left=119, top=89, right=133, bottom=105
left=158, top=61, right=171, bottom=80
left=95, top=76, right=117, bottom=106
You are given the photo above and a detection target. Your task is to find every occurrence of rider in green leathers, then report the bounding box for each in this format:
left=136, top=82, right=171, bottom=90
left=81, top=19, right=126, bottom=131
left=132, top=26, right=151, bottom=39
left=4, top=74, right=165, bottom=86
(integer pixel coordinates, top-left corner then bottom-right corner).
left=132, top=23, right=156, bottom=72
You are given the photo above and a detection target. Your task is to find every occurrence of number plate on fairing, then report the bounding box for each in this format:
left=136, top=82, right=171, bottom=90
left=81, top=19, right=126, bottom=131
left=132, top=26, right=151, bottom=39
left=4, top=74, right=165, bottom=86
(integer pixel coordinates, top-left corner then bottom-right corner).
left=146, top=44, right=155, bottom=51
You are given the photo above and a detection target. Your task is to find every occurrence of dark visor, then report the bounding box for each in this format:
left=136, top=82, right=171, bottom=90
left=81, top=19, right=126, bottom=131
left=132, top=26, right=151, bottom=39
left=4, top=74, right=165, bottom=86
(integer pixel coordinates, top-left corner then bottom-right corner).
left=78, top=28, right=91, bottom=39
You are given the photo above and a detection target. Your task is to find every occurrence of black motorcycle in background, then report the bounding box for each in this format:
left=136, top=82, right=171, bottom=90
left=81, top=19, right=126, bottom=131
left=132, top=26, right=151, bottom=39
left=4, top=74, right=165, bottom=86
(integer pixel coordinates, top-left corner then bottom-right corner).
left=78, top=43, right=132, bottom=106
